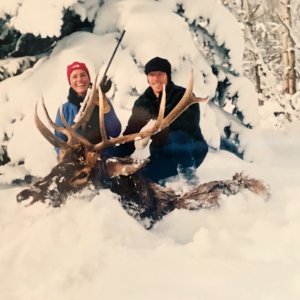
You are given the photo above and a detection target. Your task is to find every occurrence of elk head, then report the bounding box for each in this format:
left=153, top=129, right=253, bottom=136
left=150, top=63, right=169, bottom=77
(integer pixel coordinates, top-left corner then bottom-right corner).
left=17, top=70, right=206, bottom=207
left=16, top=145, right=98, bottom=206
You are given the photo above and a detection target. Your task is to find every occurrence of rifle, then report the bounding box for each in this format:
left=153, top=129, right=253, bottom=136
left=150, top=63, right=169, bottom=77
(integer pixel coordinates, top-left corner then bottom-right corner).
left=74, top=30, right=126, bottom=124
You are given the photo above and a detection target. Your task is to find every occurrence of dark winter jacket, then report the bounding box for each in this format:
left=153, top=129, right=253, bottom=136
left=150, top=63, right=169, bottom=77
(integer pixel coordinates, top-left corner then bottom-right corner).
left=55, top=88, right=121, bottom=145
left=120, top=81, right=205, bottom=155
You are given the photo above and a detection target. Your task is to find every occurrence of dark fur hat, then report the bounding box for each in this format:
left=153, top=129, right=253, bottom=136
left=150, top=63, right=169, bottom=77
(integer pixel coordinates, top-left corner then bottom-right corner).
left=144, top=57, right=171, bottom=79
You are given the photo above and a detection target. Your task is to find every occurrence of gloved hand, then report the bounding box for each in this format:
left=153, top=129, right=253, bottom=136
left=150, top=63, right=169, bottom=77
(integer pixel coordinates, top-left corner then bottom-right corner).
left=100, top=75, right=112, bottom=93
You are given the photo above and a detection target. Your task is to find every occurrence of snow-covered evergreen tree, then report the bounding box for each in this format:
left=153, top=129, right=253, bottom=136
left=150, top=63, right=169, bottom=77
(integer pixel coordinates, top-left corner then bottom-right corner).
left=0, top=0, right=271, bottom=178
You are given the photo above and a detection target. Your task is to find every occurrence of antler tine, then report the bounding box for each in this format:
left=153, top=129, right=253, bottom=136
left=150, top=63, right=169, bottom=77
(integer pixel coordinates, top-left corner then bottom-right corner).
left=156, top=83, right=166, bottom=125
left=98, top=87, right=108, bottom=142
left=72, top=73, right=99, bottom=130
left=160, top=69, right=194, bottom=128
left=71, top=88, right=91, bottom=127
left=40, top=99, right=74, bottom=144
left=35, top=97, right=69, bottom=150
left=39, top=97, right=92, bottom=149
left=57, top=105, right=94, bottom=147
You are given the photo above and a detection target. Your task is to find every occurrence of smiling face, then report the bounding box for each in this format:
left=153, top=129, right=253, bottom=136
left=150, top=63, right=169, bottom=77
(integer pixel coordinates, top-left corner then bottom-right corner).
left=69, top=69, right=90, bottom=96
left=147, top=71, right=168, bottom=97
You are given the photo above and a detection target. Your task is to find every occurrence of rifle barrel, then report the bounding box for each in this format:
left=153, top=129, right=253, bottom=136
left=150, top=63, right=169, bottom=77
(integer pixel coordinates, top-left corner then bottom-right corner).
left=103, top=30, right=126, bottom=76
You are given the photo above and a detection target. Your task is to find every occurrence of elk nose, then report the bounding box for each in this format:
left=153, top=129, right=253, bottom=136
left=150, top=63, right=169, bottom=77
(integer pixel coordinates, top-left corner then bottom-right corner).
left=16, top=189, right=40, bottom=206
left=16, top=189, right=31, bottom=202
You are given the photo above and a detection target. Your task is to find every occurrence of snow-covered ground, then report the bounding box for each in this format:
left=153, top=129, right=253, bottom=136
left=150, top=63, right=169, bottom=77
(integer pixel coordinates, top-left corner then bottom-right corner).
left=1, top=122, right=300, bottom=300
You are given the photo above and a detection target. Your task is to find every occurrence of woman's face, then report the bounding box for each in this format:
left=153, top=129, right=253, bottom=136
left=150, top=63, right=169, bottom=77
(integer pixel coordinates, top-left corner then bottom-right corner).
left=147, top=71, right=168, bottom=97
left=69, top=69, right=90, bottom=96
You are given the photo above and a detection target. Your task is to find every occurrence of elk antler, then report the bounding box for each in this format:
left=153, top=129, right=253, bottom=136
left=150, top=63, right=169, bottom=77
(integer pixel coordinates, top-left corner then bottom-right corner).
left=42, top=98, right=92, bottom=148
left=91, top=69, right=204, bottom=152
left=35, top=73, right=103, bottom=158
left=35, top=69, right=205, bottom=157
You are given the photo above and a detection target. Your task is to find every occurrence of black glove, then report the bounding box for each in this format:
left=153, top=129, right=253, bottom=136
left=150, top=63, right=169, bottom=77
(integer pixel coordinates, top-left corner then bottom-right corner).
left=100, top=75, right=112, bottom=93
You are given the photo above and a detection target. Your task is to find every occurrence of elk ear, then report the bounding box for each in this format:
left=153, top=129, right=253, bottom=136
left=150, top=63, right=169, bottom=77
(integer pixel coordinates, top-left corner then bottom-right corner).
left=105, top=157, right=149, bottom=177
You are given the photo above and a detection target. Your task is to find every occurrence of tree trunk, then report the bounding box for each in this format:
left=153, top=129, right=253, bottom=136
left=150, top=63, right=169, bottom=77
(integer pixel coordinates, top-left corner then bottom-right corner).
left=282, top=0, right=296, bottom=94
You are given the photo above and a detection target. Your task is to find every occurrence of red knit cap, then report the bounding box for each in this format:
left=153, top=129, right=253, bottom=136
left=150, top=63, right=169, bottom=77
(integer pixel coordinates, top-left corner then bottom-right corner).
left=66, top=61, right=90, bottom=84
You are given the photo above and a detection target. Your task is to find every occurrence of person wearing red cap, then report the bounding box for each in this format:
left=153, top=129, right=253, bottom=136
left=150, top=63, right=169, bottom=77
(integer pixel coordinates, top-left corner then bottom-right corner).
left=118, top=57, right=208, bottom=186
left=54, top=61, right=121, bottom=157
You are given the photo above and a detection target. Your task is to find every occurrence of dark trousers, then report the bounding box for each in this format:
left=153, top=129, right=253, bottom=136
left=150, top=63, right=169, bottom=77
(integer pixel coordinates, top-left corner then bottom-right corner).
left=141, top=131, right=208, bottom=184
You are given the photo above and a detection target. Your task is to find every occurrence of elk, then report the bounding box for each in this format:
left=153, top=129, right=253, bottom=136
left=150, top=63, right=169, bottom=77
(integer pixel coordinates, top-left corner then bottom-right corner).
left=16, top=71, right=270, bottom=229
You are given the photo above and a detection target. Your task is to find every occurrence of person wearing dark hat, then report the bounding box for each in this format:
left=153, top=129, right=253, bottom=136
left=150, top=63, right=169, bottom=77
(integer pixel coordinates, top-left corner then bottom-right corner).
left=118, top=57, right=208, bottom=185
left=54, top=61, right=121, bottom=157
